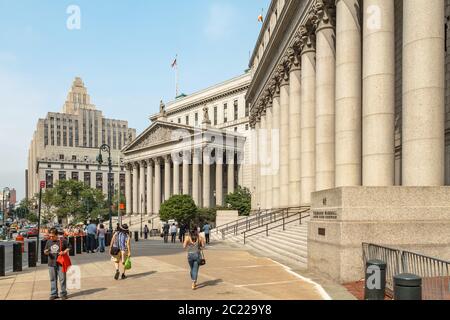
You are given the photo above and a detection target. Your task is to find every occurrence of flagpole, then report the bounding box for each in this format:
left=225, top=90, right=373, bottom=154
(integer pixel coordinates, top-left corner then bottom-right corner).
left=176, top=63, right=179, bottom=98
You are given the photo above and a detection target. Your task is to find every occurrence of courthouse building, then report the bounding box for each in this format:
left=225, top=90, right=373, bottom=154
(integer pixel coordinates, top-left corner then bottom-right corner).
left=246, top=0, right=450, bottom=281
left=27, top=77, right=137, bottom=199
left=122, top=73, right=252, bottom=216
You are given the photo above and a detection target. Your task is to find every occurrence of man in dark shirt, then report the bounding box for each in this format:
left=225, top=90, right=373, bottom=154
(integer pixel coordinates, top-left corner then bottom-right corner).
left=44, top=228, right=70, bottom=300
left=163, top=222, right=170, bottom=243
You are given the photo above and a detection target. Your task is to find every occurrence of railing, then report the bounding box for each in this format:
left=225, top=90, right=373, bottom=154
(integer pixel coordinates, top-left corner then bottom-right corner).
left=243, top=208, right=310, bottom=244
left=216, top=209, right=278, bottom=239
left=362, top=243, right=450, bottom=300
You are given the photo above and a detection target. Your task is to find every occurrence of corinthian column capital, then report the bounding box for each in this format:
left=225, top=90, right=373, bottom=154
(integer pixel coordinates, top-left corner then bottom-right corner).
left=299, top=22, right=316, bottom=53
left=313, top=0, right=336, bottom=31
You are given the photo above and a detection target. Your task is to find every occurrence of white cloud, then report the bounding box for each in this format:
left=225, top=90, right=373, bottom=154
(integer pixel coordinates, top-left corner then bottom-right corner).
left=204, top=2, right=237, bottom=40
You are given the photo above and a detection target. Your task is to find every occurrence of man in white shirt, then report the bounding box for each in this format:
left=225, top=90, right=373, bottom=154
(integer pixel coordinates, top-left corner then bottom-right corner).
left=170, top=223, right=177, bottom=243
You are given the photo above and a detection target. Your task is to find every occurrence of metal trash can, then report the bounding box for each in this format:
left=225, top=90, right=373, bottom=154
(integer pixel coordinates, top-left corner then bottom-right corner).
left=394, top=273, right=422, bottom=300
left=134, top=231, right=139, bottom=242
left=75, top=236, right=82, bottom=254
left=105, top=231, right=112, bottom=247
left=0, top=245, right=5, bottom=276
left=41, top=239, right=48, bottom=264
left=82, top=235, right=87, bottom=252
left=28, top=241, right=37, bottom=268
left=364, top=259, right=387, bottom=300
left=13, top=243, right=22, bottom=272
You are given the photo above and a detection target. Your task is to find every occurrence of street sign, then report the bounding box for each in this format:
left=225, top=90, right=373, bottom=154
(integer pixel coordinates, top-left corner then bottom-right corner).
left=119, top=203, right=125, bottom=210
left=40, top=181, right=46, bottom=189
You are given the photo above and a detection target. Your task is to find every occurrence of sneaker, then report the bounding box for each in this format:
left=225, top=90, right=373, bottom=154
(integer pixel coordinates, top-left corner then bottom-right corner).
left=114, top=270, right=120, bottom=280
left=192, top=282, right=197, bottom=290
left=121, top=273, right=127, bottom=280
left=49, top=296, right=58, bottom=300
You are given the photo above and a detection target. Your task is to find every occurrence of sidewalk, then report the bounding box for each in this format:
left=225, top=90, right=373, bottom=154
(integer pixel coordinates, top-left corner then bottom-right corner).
left=0, top=239, right=329, bottom=300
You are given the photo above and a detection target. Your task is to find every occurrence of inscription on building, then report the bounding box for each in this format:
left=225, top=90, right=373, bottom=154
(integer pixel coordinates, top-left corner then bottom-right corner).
left=312, top=211, right=338, bottom=220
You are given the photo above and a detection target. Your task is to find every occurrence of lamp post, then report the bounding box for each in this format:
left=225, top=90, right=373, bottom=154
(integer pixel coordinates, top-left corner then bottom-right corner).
left=97, top=144, right=113, bottom=232
left=2, top=187, right=10, bottom=227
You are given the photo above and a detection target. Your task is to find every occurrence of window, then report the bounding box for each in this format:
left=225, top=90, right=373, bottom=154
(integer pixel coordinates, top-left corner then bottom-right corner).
left=234, top=100, right=238, bottom=120
left=46, top=171, right=54, bottom=189
left=71, top=172, right=79, bottom=181
left=96, top=173, right=103, bottom=190
left=178, top=118, right=181, bottom=124
left=224, top=103, right=228, bottom=123
left=245, top=102, right=249, bottom=117
left=186, top=115, right=189, bottom=125
left=60, top=164, right=65, bottom=169
left=47, top=164, right=51, bottom=168
left=59, top=171, right=66, bottom=181
left=234, top=127, right=238, bottom=132
left=73, top=164, right=77, bottom=169
left=245, top=124, right=249, bottom=131
left=84, top=172, right=91, bottom=187
left=72, top=155, right=77, bottom=161
left=214, top=107, right=218, bottom=126
left=195, top=113, right=198, bottom=126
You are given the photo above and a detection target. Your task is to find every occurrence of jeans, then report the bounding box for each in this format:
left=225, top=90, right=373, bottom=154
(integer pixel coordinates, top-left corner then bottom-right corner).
left=188, top=252, right=200, bottom=282
left=87, top=234, right=96, bottom=252
left=49, top=265, right=67, bottom=298
left=205, top=233, right=210, bottom=244
left=163, top=232, right=169, bottom=243
left=171, top=232, right=177, bottom=243
left=98, top=237, right=105, bottom=252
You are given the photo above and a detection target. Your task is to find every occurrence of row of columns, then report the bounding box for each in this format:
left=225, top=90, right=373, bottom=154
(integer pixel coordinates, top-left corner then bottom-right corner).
left=125, top=149, right=237, bottom=215
left=252, top=0, right=446, bottom=209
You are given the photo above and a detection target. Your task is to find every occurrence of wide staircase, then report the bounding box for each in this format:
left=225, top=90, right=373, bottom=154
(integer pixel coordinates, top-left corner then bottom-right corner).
left=211, top=207, right=310, bottom=269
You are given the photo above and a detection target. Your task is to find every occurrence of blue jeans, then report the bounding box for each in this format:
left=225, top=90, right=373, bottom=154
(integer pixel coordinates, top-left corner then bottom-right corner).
left=98, top=237, right=105, bottom=252
left=49, top=265, right=67, bottom=298
left=87, top=234, right=96, bottom=252
left=188, top=252, right=200, bottom=282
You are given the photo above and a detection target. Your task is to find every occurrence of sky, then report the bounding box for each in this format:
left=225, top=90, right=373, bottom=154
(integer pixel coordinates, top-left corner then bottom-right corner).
left=0, top=0, right=269, bottom=201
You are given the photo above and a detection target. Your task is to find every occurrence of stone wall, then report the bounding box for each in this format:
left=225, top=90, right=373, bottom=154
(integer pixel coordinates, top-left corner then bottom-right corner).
left=445, top=0, right=450, bottom=184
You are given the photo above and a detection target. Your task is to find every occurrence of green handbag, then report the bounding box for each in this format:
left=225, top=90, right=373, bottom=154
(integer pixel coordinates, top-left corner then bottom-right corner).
left=124, top=257, right=132, bottom=270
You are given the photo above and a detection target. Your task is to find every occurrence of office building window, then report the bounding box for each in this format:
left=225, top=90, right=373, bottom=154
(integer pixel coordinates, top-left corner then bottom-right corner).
left=72, top=155, right=77, bottom=161
left=71, top=172, right=79, bottom=181
left=178, top=118, right=181, bottom=124
left=224, top=103, right=228, bottom=123
left=59, top=154, right=64, bottom=160
left=96, top=173, right=103, bottom=190
left=84, top=172, right=91, bottom=187
left=195, top=113, right=198, bottom=126
left=214, top=107, right=218, bottom=126
left=234, top=100, right=238, bottom=120
left=59, top=171, right=66, bottom=181
left=46, top=171, right=54, bottom=189
left=186, top=115, right=189, bottom=125
left=245, top=124, right=249, bottom=131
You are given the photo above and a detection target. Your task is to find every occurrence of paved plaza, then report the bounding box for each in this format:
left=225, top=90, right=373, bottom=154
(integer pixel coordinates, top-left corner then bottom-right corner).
left=0, top=239, right=352, bottom=300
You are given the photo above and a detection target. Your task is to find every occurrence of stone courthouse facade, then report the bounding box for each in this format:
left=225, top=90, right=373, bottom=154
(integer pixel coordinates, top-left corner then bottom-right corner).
left=247, top=0, right=450, bottom=282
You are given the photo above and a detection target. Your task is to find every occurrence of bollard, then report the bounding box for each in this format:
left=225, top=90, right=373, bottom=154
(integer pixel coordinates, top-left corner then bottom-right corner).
left=41, top=239, right=48, bottom=264
left=105, top=231, right=112, bottom=247
left=76, top=236, right=82, bottom=254
left=0, top=245, right=5, bottom=276
left=28, top=241, right=37, bottom=268
left=134, top=231, right=139, bottom=242
left=394, top=273, right=422, bottom=300
left=82, top=236, right=87, bottom=252
left=68, top=236, right=75, bottom=257
left=13, top=243, right=22, bottom=272
left=364, top=259, right=387, bottom=300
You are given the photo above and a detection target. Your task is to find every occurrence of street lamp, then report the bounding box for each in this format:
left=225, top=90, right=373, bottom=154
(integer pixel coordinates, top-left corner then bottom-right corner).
left=96, top=144, right=113, bottom=232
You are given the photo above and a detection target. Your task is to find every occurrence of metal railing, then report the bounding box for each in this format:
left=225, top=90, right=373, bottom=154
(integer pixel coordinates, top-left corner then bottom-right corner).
left=362, top=243, right=450, bottom=300
left=243, top=208, right=310, bottom=244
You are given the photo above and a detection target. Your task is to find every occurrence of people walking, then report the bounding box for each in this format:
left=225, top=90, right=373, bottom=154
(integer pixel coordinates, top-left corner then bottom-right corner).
left=44, top=227, right=71, bottom=300
left=183, top=226, right=205, bottom=290
left=96, top=224, right=106, bottom=252
left=170, top=223, right=177, bottom=243
left=179, top=224, right=185, bottom=243
left=86, top=221, right=97, bottom=253
left=163, top=222, right=170, bottom=243
left=143, top=225, right=149, bottom=239
left=110, top=224, right=131, bottom=280
left=202, top=222, right=211, bottom=245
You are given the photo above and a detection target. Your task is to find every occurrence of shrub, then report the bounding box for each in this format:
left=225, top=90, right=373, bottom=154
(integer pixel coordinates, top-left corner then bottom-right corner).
left=225, top=186, right=252, bottom=216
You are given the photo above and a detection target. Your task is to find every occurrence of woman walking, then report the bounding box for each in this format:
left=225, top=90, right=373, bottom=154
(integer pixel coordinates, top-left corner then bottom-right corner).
left=183, top=226, right=205, bottom=290
left=96, top=224, right=106, bottom=252
left=110, top=224, right=131, bottom=280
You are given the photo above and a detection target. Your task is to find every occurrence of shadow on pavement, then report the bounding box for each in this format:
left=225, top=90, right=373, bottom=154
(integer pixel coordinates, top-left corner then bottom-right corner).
left=126, top=271, right=157, bottom=279
left=68, top=288, right=107, bottom=298
left=197, top=279, right=223, bottom=289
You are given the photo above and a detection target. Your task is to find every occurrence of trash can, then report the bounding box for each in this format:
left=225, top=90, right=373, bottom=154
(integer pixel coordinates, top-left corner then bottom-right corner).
left=41, top=239, right=48, bottom=264
left=0, top=245, right=5, bottom=277
left=75, top=236, right=82, bottom=254
left=28, top=241, right=37, bottom=268
left=82, top=235, right=87, bottom=252
left=13, top=242, right=22, bottom=272
left=68, top=237, right=75, bottom=256
left=394, top=273, right=422, bottom=300
left=134, top=231, right=139, bottom=242
left=364, top=259, right=387, bottom=300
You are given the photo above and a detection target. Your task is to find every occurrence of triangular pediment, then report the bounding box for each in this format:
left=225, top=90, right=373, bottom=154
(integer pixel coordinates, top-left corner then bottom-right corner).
left=123, top=121, right=194, bottom=153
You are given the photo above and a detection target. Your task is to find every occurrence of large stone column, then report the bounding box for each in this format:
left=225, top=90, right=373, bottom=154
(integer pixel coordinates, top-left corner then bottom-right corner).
left=271, top=85, right=281, bottom=209
left=279, top=66, right=290, bottom=207
left=164, top=156, right=171, bottom=201
left=146, top=159, right=153, bottom=215
left=288, top=50, right=302, bottom=207
left=203, top=150, right=211, bottom=208
left=300, top=26, right=316, bottom=205
left=132, top=163, right=138, bottom=214
left=173, top=159, right=180, bottom=195
left=227, top=149, right=235, bottom=195
left=216, top=149, right=224, bottom=206
left=315, top=1, right=336, bottom=191
left=260, top=110, right=267, bottom=210
left=125, top=164, right=132, bottom=215
left=402, top=0, right=445, bottom=186
left=154, top=158, right=161, bottom=214
left=139, top=161, right=145, bottom=214
left=192, top=150, right=201, bottom=206
left=265, top=101, right=273, bottom=210
left=255, top=121, right=261, bottom=209
left=183, top=151, right=190, bottom=195
left=362, top=0, right=395, bottom=186
left=335, top=0, right=362, bottom=187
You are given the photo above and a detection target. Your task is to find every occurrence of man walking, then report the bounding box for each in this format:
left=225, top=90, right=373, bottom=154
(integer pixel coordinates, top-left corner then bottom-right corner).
left=170, top=223, right=177, bottom=243
left=202, top=222, right=211, bottom=245
left=162, top=222, right=170, bottom=243
left=143, top=225, right=149, bottom=239
left=86, top=221, right=97, bottom=253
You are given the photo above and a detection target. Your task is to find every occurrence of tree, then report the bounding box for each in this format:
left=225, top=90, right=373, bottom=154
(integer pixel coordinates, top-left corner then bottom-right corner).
left=41, top=188, right=57, bottom=224
left=225, top=186, right=252, bottom=216
left=159, top=195, right=198, bottom=225
left=197, top=207, right=217, bottom=226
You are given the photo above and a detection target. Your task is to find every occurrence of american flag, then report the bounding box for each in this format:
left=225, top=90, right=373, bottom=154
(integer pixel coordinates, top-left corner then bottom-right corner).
left=171, top=55, right=177, bottom=68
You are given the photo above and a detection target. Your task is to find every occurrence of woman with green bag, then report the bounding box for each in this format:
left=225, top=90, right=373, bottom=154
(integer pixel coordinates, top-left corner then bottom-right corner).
left=110, top=224, right=131, bottom=280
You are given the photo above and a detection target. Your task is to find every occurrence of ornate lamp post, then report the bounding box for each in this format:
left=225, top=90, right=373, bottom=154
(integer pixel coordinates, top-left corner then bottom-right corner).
left=96, top=144, right=113, bottom=232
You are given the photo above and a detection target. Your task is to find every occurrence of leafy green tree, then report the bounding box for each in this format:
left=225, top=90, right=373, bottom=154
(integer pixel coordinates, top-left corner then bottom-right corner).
left=159, top=195, right=198, bottom=225
left=41, top=188, right=56, bottom=223
left=225, top=186, right=252, bottom=216
left=197, top=207, right=217, bottom=226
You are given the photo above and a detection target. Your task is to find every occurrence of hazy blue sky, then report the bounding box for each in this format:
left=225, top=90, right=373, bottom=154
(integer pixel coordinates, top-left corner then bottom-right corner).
left=0, top=0, right=269, bottom=201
